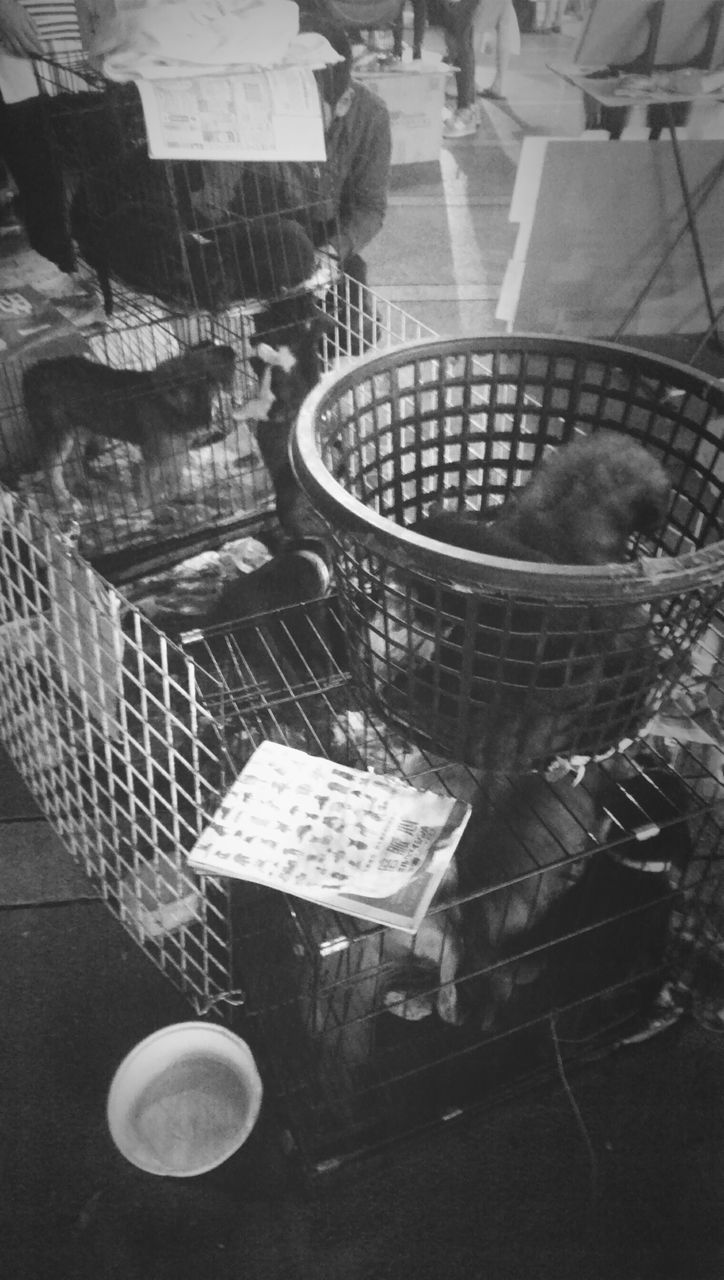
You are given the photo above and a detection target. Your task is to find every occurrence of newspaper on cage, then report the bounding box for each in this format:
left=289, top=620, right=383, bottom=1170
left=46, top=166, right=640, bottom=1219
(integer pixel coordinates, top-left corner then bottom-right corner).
left=188, top=742, right=472, bottom=933
left=135, top=66, right=325, bottom=161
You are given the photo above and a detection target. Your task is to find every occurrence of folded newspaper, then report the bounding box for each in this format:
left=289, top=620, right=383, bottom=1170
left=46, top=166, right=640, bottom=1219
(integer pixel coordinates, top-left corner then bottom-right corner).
left=188, top=742, right=472, bottom=933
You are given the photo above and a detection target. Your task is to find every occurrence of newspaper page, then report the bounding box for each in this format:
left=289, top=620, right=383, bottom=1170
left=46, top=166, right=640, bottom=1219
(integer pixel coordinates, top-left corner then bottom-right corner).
left=135, top=65, right=325, bottom=161
left=188, top=742, right=472, bottom=933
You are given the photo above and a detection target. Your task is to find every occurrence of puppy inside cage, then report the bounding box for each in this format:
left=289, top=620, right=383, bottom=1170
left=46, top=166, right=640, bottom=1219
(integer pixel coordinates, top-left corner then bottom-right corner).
left=33, top=9, right=391, bottom=349
left=180, top=592, right=724, bottom=1170
left=1, top=314, right=256, bottom=562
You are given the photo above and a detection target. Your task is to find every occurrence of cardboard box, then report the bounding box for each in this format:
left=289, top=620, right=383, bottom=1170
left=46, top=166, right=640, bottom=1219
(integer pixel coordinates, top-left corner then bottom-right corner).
left=356, top=62, right=447, bottom=166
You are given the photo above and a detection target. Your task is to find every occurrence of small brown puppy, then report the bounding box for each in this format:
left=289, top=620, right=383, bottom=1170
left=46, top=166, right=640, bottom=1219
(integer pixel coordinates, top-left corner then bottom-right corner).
left=22, top=341, right=236, bottom=509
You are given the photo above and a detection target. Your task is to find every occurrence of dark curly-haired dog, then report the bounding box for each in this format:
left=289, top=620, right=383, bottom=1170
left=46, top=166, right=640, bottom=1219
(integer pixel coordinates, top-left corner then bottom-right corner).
left=417, top=431, right=671, bottom=565
left=392, top=432, right=674, bottom=772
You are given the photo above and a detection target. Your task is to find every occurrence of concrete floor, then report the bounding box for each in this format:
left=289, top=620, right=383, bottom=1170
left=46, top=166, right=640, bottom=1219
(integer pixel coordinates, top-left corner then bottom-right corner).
left=3, top=15, right=724, bottom=1280
left=369, top=20, right=587, bottom=336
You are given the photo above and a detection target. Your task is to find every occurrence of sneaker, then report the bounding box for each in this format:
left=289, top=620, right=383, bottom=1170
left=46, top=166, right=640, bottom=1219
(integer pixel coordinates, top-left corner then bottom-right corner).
left=443, top=105, right=479, bottom=139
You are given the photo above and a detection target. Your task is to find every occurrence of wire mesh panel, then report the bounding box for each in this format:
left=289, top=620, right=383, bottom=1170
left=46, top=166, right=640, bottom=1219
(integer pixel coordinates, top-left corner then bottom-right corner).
left=181, top=594, right=724, bottom=1171
left=34, top=56, right=348, bottom=318
left=0, top=488, right=237, bottom=1013
left=291, top=334, right=724, bottom=773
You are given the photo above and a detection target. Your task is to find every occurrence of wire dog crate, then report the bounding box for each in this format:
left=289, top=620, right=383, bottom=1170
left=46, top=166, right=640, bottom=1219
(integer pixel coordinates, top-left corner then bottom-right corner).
left=292, top=334, right=724, bottom=774
left=34, top=56, right=349, bottom=317
left=181, top=591, right=724, bottom=1171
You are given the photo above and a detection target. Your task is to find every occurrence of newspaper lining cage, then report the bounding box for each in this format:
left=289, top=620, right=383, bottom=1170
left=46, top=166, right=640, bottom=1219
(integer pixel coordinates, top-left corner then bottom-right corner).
left=2, top=401, right=724, bottom=1173
left=291, top=334, right=724, bottom=773
left=5, top=45, right=724, bottom=1173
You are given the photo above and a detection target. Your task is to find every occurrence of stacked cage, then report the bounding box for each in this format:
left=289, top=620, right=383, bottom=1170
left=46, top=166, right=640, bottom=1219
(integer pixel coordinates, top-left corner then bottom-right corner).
left=35, top=60, right=331, bottom=316
left=292, top=335, right=724, bottom=771
left=0, top=493, right=236, bottom=1011
left=3, top=47, right=724, bottom=1176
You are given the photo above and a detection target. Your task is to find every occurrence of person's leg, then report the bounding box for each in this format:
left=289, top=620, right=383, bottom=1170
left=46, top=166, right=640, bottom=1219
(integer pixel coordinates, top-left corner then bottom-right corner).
left=543, top=0, right=565, bottom=31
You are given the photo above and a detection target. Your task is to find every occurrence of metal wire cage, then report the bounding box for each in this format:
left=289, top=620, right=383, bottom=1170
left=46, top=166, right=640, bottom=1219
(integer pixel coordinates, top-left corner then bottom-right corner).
left=34, top=56, right=345, bottom=316
left=0, top=285, right=435, bottom=570
left=0, top=306, right=268, bottom=566
left=291, top=334, right=724, bottom=773
left=182, top=590, right=724, bottom=1171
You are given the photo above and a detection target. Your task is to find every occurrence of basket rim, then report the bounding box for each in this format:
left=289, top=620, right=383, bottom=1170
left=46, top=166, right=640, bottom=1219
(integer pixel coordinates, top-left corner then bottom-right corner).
left=292, top=332, right=724, bottom=600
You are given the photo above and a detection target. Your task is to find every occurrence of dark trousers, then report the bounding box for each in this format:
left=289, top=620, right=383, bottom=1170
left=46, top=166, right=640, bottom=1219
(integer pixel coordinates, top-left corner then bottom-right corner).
left=583, top=95, right=692, bottom=140
left=0, top=93, right=74, bottom=272
left=392, top=0, right=427, bottom=58
left=319, top=250, right=379, bottom=355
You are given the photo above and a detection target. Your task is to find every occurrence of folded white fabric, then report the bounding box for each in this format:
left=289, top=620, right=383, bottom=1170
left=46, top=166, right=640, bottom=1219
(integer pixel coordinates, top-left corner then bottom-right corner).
left=93, top=0, right=339, bottom=81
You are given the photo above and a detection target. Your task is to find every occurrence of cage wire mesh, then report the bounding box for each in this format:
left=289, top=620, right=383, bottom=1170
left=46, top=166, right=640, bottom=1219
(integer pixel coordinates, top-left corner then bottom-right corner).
left=0, top=489, right=238, bottom=1013
left=180, top=588, right=724, bottom=1170
left=291, top=334, right=724, bottom=775
left=8, top=47, right=724, bottom=1171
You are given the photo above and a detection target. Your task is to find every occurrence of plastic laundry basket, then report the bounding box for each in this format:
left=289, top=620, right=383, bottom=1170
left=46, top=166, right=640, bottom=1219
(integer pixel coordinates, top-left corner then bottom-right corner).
left=291, top=334, right=724, bottom=773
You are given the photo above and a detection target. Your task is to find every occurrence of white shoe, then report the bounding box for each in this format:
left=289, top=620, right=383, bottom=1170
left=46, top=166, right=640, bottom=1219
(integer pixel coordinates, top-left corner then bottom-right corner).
left=442, top=105, right=479, bottom=139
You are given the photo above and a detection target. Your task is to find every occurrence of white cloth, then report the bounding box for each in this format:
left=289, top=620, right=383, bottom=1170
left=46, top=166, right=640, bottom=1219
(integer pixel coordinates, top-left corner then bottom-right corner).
left=474, top=0, right=521, bottom=58
left=93, top=0, right=315, bottom=81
